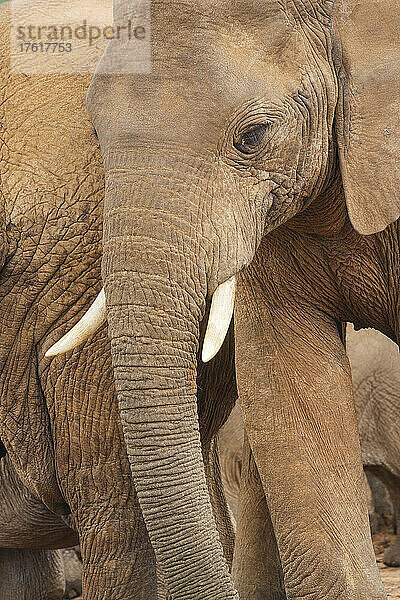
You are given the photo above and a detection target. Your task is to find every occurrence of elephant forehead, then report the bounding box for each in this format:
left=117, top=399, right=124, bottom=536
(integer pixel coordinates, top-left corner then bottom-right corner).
left=104, top=0, right=303, bottom=86
left=150, top=1, right=300, bottom=76
left=91, top=1, right=306, bottom=144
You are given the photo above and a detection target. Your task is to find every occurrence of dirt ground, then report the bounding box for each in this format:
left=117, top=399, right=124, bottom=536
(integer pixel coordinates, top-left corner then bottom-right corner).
left=373, top=523, right=400, bottom=599
left=73, top=526, right=400, bottom=599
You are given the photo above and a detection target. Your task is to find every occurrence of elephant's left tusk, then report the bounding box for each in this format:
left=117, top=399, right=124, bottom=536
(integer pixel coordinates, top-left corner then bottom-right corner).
left=202, top=276, right=236, bottom=363
left=45, top=288, right=107, bottom=357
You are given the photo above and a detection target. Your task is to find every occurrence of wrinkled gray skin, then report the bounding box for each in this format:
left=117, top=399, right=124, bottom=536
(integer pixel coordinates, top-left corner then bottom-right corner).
left=61, top=550, right=83, bottom=600
left=0, top=4, right=234, bottom=598
left=347, top=326, right=400, bottom=568
left=218, top=406, right=243, bottom=524
left=0, top=454, right=80, bottom=599
left=0, top=546, right=81, bottom=600
left=0, top=7, right=156, bottom=595
left=86, top=0, right=400, bottom=597
left=367, top=472, right=393, bottom=538
left=3, top=0, right=400, bottom=597
left=219, top=325, right=400, bottom=571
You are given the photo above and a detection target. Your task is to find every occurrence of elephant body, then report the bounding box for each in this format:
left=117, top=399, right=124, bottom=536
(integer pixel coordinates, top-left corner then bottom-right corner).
left=0, top=5, right=156, bottom=597
left=0, top=455, right=71, bottom=600
left=0, top=453, right=80, bottom=600
left=0, top=4, right=235, bottom=597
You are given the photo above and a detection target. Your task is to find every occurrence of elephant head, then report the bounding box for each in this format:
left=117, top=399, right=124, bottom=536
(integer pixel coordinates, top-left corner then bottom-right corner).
left=46, top=0, right=400, bottom=597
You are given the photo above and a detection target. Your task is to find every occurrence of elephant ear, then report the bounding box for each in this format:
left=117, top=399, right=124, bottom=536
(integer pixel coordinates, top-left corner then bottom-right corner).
left=333, top=0, right=400, bottom=234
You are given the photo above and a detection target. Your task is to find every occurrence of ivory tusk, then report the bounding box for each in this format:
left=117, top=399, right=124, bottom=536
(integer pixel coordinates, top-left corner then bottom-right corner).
left=45, top=288, right=107, bottom=357
left=202, top=276, right=236, bottom=363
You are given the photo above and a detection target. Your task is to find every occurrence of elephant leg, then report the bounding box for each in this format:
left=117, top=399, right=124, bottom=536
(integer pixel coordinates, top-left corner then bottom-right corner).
left=205, top=438, right=236, bottom=569
left=0, top=548, right=65, bottom=600
left=369, top=468, right=400, bottom=567
left=0, top=455, right=78, bottom=550
left=69, top=466, right=157, bottom=600
left=232, top=434, right=285, bottom=600
left=364, top=470, right=380, bottom=536
left=366, top=470, right=393, bottom=519
left=61, top=549, right=82, bottom=599
left=384, top=530, right=400, bottom=568
left=46, top=344, right=158, bottom=600
left=217, top=402, right=244, bottom=522
left=235, top=271, right=385, bottom=600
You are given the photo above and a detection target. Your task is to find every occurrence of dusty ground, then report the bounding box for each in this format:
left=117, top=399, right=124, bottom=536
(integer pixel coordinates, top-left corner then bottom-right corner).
left=73, top=526, right=400, bottom=600
left=373, top=521, right=400, bottom=599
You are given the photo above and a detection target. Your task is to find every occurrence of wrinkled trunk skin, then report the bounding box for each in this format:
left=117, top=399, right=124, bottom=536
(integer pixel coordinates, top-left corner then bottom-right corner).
left=102, top=148, right=238, bottom=599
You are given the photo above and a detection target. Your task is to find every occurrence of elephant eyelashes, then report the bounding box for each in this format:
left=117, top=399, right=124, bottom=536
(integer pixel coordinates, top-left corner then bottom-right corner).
left=234, top=123, right=267, bottom=154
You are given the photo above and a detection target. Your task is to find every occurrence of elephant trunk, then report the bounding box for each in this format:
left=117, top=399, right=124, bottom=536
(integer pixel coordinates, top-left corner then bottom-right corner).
left=101, top=152, right=238, bottom=599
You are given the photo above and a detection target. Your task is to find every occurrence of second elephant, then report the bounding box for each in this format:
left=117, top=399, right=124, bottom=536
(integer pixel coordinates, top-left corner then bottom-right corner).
left=219, top=324, right=400, bottom=570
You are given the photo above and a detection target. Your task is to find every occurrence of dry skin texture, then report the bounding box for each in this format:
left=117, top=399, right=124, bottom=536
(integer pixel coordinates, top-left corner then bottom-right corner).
left=56, top=530, right=400, bottom=600
left=72, top=528, right=400, bottom=600
left=4, top=0, right=400, bottom=598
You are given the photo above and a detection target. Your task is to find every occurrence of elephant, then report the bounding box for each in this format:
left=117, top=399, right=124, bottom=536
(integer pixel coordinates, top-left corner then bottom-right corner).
left=0, top=3, right=234, bottom=598
left=367, top=472, right=393, bottom=534
left=45, top=0, right=400, bottom=597
left=0, top=453, right=80, bottom=600
left=60, top=550, right=83, bottom=599
left=218, top=405, right=243, bottom=524
left=0, top=4, right=155, bottom=598
left=347, top=326, right=400, bottom=568
left=218, top=325, right=400, bottom=570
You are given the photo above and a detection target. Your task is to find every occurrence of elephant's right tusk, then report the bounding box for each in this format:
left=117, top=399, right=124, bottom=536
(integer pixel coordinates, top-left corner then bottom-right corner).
left=45, top=288, right=107, bottom=357
left=202, top=276, right=236, bottom=363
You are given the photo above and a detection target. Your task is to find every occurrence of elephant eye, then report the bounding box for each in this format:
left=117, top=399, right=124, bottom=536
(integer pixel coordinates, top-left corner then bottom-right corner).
left=234, top=124, right=267, bottom=154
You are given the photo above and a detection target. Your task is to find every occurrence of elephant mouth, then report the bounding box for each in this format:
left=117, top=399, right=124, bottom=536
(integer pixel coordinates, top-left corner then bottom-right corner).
left=45, top=275, right=237, bottom=362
